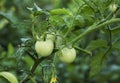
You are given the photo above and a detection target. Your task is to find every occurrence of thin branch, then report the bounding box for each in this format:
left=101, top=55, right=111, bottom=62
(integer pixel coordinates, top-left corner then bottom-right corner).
left=74, top=46, right=92, bottom=56
left=20, top=57, right=47, bottom=83
left=111, top=25, right=120, bottom=34
left=68, top=18, right=120, bottom=45
left=26, top=50, right=36, bottom=61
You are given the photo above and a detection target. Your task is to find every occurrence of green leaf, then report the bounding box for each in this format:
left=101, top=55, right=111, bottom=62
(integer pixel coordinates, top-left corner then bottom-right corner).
left=0, top=18, right=9, bottom=29
left=0, top=11, right=17, bottom=23
left=49, top=15, right=66, bottom=27
left=112, top=38, right=120, bottom=53
left=0, top=71, right=18, bottom=83
left=86, top=39, right=107, bottom=51
left=16, top=47, right=26, bottom=61
left=111, top=26, right=120, bottom=35
left=29, top=76, right=37, bottom=83
left=81, top=5, right=94, bottom=16
left=50, top=8, right=72, bottom=15
left=74, top=15, right=85, bottom=27
left=89, top=52, right=105, bottom=78
left=24, top=56, right=34, bottom=66
left=7, top=43, right=14, bottom=56
left=27, top=3, right=49, bottom=16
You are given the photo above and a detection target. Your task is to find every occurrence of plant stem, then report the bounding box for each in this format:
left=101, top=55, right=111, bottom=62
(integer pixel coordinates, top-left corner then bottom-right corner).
left=20, top=57, right=46, bottom=83
left=26, top=50, right=36, bottom=61
left=74, top=46, right=92, bottom=56
left=111, top=25, right=120, bottom=34
left=69, top=18, right=120, bottom=45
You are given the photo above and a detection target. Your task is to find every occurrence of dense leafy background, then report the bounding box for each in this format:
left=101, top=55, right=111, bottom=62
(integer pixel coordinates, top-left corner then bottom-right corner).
left=0, top=0, right=120, bottom=83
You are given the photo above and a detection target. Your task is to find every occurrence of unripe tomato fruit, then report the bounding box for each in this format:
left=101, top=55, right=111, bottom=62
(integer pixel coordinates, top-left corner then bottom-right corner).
left=109, top=4, right=117, bottom=12
left=59, top=47, right=76, bottom=63
left=35, top=39, right=54, bottom=57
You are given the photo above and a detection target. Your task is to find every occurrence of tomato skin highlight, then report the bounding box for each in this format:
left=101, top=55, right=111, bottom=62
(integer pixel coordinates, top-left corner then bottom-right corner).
left=35, top=39, right=54, bottom=57
left=59, top=47, right=76, bottom=63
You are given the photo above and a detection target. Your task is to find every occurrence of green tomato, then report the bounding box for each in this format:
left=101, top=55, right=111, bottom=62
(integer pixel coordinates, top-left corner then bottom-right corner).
left=59, top=47, right=76, bottom=63
left=109, top=4, right=117, bottom=12
left=35, top=39, right=54, bottom=57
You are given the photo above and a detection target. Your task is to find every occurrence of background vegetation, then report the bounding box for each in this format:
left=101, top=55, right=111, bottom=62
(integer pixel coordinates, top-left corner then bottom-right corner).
left=0, top=0, right=120, bottom=83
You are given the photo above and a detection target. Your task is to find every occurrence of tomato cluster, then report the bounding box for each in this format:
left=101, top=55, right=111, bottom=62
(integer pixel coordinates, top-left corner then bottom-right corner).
left=35, top=32, right=76, bottom=63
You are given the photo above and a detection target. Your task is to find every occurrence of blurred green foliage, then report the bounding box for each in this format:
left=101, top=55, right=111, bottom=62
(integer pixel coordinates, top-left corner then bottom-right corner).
left=0, top=0, right=120, bottom=83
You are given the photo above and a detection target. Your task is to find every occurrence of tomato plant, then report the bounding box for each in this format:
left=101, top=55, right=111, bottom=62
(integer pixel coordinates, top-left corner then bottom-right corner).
left=0, top=0, right=120, bottom=83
